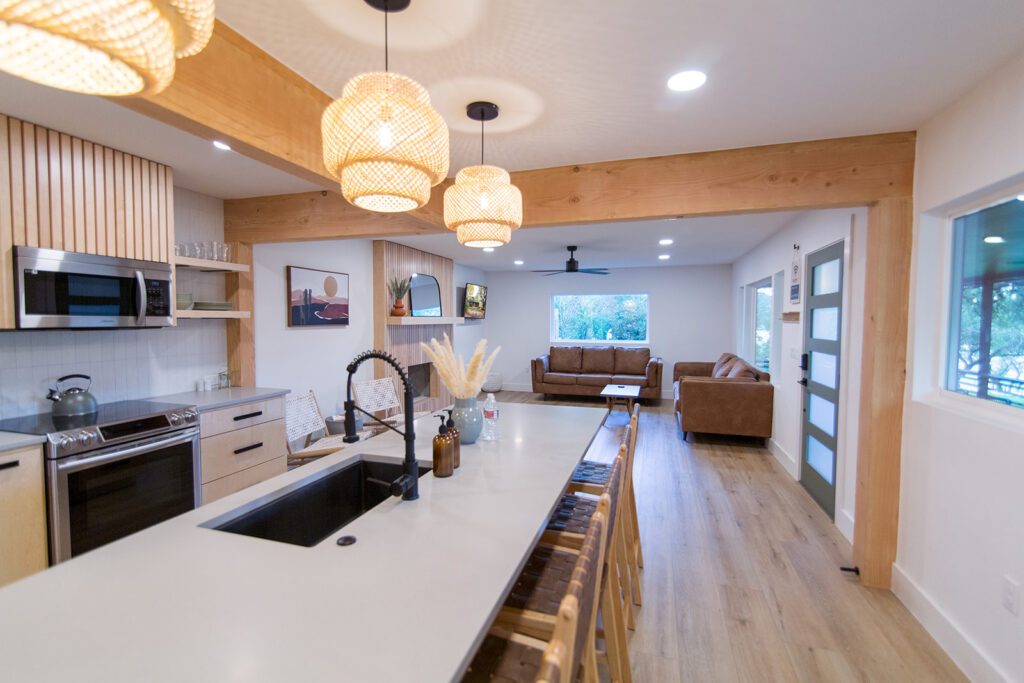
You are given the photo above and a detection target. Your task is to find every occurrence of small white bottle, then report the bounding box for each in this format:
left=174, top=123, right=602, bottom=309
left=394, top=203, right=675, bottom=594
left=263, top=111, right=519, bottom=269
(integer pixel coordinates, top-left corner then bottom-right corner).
left=481, top=393, right=499, bottom=441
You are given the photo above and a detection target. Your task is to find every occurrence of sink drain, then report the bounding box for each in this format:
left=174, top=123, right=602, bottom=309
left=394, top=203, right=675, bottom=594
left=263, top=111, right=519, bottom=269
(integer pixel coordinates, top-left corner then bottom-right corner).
left=337, top=535, right=357, bottom=546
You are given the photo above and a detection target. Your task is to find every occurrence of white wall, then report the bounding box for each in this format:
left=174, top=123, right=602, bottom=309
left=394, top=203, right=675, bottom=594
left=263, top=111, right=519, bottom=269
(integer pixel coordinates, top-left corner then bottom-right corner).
left=896, top=47, right=1024, bottom=683
left=0, top=188, right=227, bottom=419
left=252, top=239, right=375, bottom=417
left=731, top=208, right=867, bottom=542
left=482, top=265, right=733, bottom=396
left=452, top=264, right=488, bottom=362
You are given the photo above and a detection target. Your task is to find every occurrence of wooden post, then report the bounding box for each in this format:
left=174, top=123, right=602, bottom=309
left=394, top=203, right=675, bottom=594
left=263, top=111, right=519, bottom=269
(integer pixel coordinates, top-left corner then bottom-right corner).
left=853, top=197, right=913, bottom=587
left=226, top=241, right=255, bottom=387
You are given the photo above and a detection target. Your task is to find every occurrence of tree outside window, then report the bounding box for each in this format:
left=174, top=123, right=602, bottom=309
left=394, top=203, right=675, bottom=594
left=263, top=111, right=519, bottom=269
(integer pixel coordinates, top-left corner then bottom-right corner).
left=550, top=294, right=649, bottom=343
left=754, top=282, right=773, bottom=371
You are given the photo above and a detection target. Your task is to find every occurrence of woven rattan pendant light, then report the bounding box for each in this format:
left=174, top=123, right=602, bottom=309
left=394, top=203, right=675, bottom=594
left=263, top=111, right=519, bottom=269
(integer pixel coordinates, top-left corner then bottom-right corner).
left=321, top=0, right=449, bottom=213
left=444, top=101, right=522, bottom=248
left=0, top=0, right=215, bottom=96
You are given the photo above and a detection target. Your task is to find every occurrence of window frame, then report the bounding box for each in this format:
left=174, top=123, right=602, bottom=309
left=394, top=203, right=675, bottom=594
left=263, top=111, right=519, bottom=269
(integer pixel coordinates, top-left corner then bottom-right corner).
left=942, top=194, right=1024, bottom=410
left=751, top=277, right=773, bottom=372
left=548, top=292, right=651, bottom=346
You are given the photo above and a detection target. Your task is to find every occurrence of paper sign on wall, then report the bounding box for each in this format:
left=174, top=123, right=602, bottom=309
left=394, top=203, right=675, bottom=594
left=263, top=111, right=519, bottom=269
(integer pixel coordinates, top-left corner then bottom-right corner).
left=790, top=244, right=801, bottom=304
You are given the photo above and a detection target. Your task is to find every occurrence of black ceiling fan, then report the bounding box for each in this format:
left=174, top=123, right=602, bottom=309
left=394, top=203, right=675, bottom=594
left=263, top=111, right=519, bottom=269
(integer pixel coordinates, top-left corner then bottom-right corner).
left=532, top=246, right=610, bottom=276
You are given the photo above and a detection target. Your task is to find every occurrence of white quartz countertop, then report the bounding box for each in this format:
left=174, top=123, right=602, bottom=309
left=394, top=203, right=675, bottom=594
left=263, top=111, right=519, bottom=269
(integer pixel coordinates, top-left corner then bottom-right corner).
left=0, top=431, right=46, bottom=452
left=0, top=402, right=606, bottom=682
left=151, top=386, right=290, bottom=411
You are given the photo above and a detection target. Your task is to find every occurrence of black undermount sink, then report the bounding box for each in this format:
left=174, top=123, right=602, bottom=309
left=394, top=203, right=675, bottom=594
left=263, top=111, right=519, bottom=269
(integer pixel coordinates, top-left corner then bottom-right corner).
left=210, top=458, right=430, bottom=547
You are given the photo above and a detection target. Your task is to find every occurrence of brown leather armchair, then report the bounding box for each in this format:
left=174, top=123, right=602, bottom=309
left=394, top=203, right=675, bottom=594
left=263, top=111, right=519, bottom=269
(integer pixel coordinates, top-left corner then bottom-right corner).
left=674, top=353, right=774, bottom=439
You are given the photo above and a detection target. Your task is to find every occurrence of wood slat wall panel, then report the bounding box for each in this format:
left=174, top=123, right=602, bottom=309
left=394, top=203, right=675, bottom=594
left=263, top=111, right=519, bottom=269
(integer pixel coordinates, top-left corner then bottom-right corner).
left=371, top=240, right=456, bottom=415
left=21, top=123, right=36, bottom=248
left=0, top=116, right=13, bottom=328
left=0, top=114, right=174, bottom=328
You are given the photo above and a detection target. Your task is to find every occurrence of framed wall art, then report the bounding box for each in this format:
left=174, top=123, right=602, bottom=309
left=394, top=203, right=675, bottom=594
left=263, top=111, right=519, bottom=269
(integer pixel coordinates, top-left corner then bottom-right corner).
left=287, top=266, right=350, bottom=326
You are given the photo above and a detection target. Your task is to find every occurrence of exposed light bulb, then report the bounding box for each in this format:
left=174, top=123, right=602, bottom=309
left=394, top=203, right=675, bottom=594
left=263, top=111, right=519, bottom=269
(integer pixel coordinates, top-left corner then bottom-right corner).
left=378, top=122, right=394, bottom=149
left=479, top=193, right=490, bottom=210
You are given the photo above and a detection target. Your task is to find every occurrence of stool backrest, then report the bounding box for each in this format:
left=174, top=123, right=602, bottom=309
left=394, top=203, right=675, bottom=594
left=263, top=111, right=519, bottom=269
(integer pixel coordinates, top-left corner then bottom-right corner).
left=537, top=507, right=607, bottom=683
left=352, top=376, right=401, bottom=414
left=285, top=390, right=327, bottom=446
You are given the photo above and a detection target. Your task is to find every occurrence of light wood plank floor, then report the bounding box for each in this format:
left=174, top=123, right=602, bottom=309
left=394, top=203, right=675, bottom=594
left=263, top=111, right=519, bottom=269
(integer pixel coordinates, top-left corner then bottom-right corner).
left=493, top=391, right=966, bottom=682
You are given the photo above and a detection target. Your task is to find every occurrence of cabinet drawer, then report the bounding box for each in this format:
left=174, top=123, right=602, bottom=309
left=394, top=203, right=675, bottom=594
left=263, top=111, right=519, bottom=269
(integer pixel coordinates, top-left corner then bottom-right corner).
left=0, top=445, right=48, bottom=587
left=199, top=397, right=284, bottom=438
left=201, top=456, right=286, bottom=504
left=200, top=419, right=286, bottom=483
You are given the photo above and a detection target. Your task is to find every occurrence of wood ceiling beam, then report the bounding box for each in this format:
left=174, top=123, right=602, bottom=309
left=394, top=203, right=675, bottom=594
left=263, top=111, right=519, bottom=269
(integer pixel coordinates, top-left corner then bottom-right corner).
left=225, top=132, right=915, bottom=243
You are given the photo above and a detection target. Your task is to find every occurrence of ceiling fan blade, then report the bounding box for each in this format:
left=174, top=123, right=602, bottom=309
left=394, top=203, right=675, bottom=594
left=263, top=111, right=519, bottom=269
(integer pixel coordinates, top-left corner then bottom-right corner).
left=542, top=271, right=565, bottom=276
left=579, top=269, right=610, bottom=274
left=531, top=269, right=564, bottom=273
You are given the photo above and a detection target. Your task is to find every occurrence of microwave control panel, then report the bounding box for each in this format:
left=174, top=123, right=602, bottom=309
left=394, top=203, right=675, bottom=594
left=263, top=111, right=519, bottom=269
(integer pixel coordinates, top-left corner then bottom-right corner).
left=145, top=280, right=171, bottom=316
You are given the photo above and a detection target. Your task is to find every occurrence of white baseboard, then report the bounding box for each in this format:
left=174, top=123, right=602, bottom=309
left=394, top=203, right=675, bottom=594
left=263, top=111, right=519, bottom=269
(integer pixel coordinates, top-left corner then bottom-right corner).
left=891, top=563, right=1010, bottom=683
left=835, top=508, right=854, bottom=544
left=768, top=438, right=800, bottom=479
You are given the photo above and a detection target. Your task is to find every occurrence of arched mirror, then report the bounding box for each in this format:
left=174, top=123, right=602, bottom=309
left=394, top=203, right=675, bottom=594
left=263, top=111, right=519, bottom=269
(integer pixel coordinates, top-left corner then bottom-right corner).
left=409, top=273, right=442, bottom=316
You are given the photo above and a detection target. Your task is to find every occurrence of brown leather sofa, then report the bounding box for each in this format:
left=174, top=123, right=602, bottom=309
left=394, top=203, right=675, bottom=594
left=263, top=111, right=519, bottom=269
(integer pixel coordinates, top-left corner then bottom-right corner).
left=532, top=346, right=663, bottom=400
left=674, top=353, right=774, bottom=439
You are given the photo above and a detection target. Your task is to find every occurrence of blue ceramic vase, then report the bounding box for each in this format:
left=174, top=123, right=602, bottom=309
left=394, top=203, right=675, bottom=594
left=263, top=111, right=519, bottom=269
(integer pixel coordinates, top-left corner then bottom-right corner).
left=452, top=397, right=483, bottom=444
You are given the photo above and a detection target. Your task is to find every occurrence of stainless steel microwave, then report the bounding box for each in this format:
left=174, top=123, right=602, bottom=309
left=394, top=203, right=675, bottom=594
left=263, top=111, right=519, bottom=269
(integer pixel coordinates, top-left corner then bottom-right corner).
left=14, top=246, right=174, bottom=329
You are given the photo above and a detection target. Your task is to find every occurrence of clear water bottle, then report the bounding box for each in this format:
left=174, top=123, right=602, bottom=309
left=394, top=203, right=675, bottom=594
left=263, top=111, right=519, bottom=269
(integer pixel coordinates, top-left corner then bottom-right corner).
left=481, top=393, right=499, bottom=441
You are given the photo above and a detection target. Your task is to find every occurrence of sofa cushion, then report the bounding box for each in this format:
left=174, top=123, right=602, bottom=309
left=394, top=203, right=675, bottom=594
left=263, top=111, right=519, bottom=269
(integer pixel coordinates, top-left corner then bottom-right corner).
left=712, top=353, right=738, bottom=377
left=614, top=347, right=650, bottom=375
left=581, top=346, right=615, bottom=373
left=577, top=374, right=613, bottom=387
left=727, top=360, right=759, bottom=380
left=542, top=372, right=578, bottom=385
left=611, top=375, right=645, bottom=386
left=549, top=346, right=582, bottom=373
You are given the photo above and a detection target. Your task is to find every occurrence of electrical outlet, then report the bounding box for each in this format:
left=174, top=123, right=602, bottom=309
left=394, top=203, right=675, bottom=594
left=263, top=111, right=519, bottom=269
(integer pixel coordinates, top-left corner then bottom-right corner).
left=1003, top=575, right=1020, bottom=617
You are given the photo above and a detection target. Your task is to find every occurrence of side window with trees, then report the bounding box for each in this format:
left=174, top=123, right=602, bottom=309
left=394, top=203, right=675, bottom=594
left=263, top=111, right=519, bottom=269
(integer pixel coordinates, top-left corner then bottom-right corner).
left=550, top=294, right=649, bottom=344
left=946, top=196, right=1024, bottom=408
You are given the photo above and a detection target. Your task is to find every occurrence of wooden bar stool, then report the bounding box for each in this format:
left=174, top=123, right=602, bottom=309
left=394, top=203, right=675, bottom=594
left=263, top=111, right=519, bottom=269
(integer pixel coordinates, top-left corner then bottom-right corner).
left=463, top=507, right=607, bottom=683
left=497, top=457, right=632, bottom=683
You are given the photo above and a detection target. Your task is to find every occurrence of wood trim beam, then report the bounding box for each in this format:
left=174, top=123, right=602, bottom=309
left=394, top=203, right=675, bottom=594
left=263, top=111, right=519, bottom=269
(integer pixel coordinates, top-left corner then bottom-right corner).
left=114, top=21, right=336, bottom=189
left=223, top=132, right=915, bottom=243
left=853, top=197, right=913, bottom=587
left=224, top=191, right=443, bottom=244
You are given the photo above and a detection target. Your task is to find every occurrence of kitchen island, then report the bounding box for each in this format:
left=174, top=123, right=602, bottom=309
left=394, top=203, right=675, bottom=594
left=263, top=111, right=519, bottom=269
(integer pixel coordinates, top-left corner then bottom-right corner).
left=0, top=402, right=607, bottom=682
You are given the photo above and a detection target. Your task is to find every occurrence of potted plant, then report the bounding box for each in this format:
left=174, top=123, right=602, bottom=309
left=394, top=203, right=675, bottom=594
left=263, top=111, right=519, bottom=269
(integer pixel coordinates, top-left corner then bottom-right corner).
left=389, top=276, right=411, bottom=316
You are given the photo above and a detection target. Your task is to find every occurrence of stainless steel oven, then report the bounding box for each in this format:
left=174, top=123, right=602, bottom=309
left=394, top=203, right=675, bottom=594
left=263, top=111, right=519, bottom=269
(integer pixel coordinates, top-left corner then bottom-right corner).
left=0, top=401, right=200, bottom=563
left=14, top=246, right=173, bottom=328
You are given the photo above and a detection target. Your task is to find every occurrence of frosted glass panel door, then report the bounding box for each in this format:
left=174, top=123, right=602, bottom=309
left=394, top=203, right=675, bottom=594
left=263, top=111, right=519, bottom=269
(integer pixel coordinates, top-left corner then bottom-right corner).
left=800, top=242, right=843, bottom=519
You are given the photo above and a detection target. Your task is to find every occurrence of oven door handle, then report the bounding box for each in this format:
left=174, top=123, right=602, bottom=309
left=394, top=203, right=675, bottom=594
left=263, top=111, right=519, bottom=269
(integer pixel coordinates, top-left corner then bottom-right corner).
left=135, top=270, right=148, bottom=327
left=55, top=428, right=198, bottom=474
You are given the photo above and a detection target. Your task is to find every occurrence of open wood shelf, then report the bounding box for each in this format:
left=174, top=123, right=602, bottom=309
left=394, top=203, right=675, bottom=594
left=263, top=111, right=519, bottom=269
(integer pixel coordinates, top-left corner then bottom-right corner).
left=386, top=316, right=465, bottom=326
left=177, top=309, right=250, bottom=319
left=174, top=256, right=250, bottom=273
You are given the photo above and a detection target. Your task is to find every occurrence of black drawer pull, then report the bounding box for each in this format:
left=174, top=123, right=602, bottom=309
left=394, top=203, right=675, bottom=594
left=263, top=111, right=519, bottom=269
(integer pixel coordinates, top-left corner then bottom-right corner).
left=0, top=460, right=20, bottom=472
left=233, top=411, right=263, bottom=422
left=233, top=442, right=263, bottom=455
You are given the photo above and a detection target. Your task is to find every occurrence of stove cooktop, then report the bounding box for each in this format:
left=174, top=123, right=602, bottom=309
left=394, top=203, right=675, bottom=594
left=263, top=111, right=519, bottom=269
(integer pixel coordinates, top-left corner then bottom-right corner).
left=0, top=400, right=192, bottom=437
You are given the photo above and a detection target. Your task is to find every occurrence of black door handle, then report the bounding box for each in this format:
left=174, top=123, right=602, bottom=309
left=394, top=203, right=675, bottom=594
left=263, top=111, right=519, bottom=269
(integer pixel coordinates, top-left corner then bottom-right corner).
left=799, top=353, right=809, bottom=371
left=798, top=378, right=808, bottom=386
left=0, top=460, right=20, bottom=472
left=233, top=442, right=263, bottom=455
left=234, top=411, right=263, bottom=421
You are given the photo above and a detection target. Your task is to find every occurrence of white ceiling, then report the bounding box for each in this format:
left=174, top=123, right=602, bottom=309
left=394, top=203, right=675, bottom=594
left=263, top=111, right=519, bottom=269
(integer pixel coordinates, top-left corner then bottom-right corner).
left=0, top=72, right=322, bottom=199
left=390, top=212, right=801, bottom=270
left=217, top=0, right=1024, bottom=174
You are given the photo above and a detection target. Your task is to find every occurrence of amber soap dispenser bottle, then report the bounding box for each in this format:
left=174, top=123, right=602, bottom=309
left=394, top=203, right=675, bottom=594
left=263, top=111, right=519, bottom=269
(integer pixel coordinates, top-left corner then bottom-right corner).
left=432, top=415, right=454, bottom=477
left=444, top=409, right=461, bottom=468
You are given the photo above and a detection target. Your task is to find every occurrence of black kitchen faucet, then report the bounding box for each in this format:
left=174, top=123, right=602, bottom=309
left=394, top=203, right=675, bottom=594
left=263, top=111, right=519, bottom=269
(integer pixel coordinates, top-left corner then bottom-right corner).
left=343, top=350, right=419, bottom=501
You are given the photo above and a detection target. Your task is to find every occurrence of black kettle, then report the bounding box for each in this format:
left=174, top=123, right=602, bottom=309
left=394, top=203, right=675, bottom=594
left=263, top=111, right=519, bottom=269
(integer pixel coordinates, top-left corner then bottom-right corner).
left=47, top=374, right=98, bottom=417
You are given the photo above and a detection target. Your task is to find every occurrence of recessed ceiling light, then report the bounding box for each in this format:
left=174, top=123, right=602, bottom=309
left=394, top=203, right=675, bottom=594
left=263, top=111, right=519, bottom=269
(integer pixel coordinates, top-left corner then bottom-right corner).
left=483, top=247, right=495, bottom=253
left=659, top=238, right=674, bottom=246
left=212, top=140, right=231, bottom=151
left=984, top=236, right=1006, bottom=244
left=514, top=260, right=524, bottom=265
left=658, top=254, right=671, bottom=260
left=667, top=70, right=706, bottom=92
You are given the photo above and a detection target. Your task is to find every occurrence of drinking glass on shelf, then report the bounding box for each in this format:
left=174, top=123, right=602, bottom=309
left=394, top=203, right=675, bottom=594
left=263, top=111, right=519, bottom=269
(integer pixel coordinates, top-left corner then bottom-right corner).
left=220, top=243, right=231, bottom=262
left=209, top=241, right=221, bottom=261
left=192, top=241, right=205, bottom=259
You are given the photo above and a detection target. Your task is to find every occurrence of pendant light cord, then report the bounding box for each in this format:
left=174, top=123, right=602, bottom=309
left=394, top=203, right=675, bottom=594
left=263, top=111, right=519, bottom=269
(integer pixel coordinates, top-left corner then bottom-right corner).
left=480, top=117, right=485, bottom=165
left=384, top=2, right=389, bottom=72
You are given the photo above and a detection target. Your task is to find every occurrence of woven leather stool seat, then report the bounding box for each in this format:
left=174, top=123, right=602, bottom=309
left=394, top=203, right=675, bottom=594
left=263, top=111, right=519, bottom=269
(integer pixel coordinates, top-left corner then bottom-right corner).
left=463, top=634, right=545, bottom=682
left=504, top=545, right=580, bottom=616
left=571, top=460, right=611, bottom=486
left=546, top=495, right=598, bottom=536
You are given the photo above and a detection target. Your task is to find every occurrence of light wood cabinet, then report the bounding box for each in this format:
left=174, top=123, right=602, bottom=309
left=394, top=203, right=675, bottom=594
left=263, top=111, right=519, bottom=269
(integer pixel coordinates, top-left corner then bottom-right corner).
left=199, top=397, right=286, bottom=504
left=0, top=113, right=175, bottom=329
left=0, top=445, right=48, bottom=587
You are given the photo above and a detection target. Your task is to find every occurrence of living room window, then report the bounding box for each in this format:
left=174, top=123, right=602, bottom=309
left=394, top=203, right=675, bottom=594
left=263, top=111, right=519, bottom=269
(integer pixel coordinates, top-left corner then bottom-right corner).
left=945, top=195, right=1024, bottom=408
left=550, top=294, right=649, bottom=344
left=753, top=278, right=772, bottom=371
